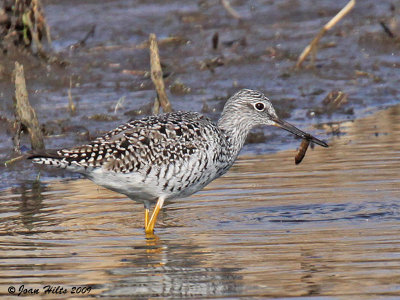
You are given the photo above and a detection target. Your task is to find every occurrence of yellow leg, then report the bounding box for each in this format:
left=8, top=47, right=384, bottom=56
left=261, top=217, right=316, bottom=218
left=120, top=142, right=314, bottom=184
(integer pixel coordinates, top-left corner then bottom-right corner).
left=145, top=208, right=150, bottom=228
left=145, top=197, right=165, bottom=234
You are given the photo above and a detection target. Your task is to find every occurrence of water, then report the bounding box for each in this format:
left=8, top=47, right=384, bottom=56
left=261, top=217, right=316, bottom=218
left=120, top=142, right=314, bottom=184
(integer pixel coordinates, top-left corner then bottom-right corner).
left=1, top=105, right=400, bottom=298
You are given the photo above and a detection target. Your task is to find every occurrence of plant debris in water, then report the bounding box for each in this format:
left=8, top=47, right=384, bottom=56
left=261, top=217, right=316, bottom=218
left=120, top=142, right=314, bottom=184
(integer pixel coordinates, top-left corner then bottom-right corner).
left=0, top=0, right=51, bottom=55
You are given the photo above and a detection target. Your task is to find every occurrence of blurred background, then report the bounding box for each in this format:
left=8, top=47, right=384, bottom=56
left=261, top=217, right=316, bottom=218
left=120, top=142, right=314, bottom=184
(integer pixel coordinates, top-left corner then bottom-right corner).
left=0, top=0, right=399, bottom=298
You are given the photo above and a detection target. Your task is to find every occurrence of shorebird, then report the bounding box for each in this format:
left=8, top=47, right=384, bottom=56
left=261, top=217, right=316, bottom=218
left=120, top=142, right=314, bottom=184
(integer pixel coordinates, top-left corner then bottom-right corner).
left=29, top=89, right=328, bottom=234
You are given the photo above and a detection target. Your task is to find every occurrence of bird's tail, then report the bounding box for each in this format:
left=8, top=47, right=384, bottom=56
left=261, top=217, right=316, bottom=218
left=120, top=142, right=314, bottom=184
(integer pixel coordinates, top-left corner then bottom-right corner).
left=28, top=148, right=97, bottom=173
left=27, top=150, right=78, bottom=170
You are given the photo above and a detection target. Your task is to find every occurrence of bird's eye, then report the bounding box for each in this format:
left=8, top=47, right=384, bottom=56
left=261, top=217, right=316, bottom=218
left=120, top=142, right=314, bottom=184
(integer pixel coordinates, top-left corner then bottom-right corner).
left=255, top=102, right=265, bottom=111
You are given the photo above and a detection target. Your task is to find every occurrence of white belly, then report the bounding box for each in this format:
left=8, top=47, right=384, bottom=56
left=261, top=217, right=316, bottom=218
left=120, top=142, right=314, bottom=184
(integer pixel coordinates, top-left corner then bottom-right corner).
left=85, top=153, right=234, bottom=205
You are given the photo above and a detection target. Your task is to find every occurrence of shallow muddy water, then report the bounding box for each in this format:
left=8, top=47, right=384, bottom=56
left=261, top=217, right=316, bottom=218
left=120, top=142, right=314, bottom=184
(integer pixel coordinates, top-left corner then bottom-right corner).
left=1, top=104, right=400, bottom=298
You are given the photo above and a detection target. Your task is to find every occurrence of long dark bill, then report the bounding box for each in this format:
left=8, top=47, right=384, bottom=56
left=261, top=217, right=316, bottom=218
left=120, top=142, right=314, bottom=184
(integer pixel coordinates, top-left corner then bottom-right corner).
left=272, top=118, right=328, bottom=148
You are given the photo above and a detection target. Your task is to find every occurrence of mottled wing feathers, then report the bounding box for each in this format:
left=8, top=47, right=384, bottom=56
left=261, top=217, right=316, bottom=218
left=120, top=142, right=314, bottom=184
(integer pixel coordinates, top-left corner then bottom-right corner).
left=29, top=112, right=223, bottom=174
left=100, top=112, right=216, bottom=173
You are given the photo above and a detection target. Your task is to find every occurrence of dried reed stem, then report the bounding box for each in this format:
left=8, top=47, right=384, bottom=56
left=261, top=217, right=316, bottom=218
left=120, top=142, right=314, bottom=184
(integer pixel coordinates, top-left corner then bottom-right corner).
left=68, top=77, right=76, bottom=115
left=149, top=33, right=172, bottom=114
left=13, top=62, right=45, bottom=151
left=296, top=0, right=356, bottom=69
left=221, top=0, right=242, bottom=20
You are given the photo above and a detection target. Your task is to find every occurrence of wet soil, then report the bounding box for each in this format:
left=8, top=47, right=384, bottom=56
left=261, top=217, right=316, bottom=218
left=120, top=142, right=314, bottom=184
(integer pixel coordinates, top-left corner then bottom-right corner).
left=0, top=0, right=399, bottom=298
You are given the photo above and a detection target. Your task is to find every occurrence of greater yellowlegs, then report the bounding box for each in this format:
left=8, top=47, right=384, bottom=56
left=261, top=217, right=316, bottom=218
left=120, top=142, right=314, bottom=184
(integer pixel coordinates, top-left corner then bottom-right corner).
left=28, top=89, right=328, bottom=234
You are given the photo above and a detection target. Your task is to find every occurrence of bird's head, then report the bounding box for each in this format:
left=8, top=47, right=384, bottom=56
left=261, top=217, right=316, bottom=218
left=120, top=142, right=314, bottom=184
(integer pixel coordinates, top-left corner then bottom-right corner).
left=219, top=89, right=328, bottom=147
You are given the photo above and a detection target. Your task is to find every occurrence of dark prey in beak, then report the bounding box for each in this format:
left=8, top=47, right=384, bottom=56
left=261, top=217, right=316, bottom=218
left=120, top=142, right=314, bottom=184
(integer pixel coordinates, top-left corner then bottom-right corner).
left=272, top=117, right=328, bottom=148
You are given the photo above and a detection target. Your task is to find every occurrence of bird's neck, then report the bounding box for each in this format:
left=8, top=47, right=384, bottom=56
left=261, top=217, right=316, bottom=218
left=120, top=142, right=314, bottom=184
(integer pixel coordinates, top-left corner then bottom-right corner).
left=217, top=113, right=252, bottom=158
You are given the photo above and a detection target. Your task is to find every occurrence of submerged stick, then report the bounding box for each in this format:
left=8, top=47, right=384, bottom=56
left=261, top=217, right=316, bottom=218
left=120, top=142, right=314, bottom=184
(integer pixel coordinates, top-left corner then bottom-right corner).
left=149, top=33, right=172, bottom=114
left=13, top=62, right=45, bottom=151
left=296, top=0, right=356, bottom=69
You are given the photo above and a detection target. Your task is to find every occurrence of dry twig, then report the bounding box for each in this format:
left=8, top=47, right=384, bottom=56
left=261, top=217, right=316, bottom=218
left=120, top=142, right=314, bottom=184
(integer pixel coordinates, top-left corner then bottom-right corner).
left=221, top=0, right=242, bottom=20
left=149, top=33, right=172, bottom=114
left=4, top=155, right=25, bottom=167
left=13, top=61, right=45, bottom=151
left=296, top=0, right=356, bottom=69
left=114, top=96, right=126, bottom=114
left=68, top=77, right=76, bottom=115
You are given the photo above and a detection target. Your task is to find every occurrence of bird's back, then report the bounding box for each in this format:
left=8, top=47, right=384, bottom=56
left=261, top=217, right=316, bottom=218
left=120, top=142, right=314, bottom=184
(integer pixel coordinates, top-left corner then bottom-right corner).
left=29, top=112, right=235, bottom=202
